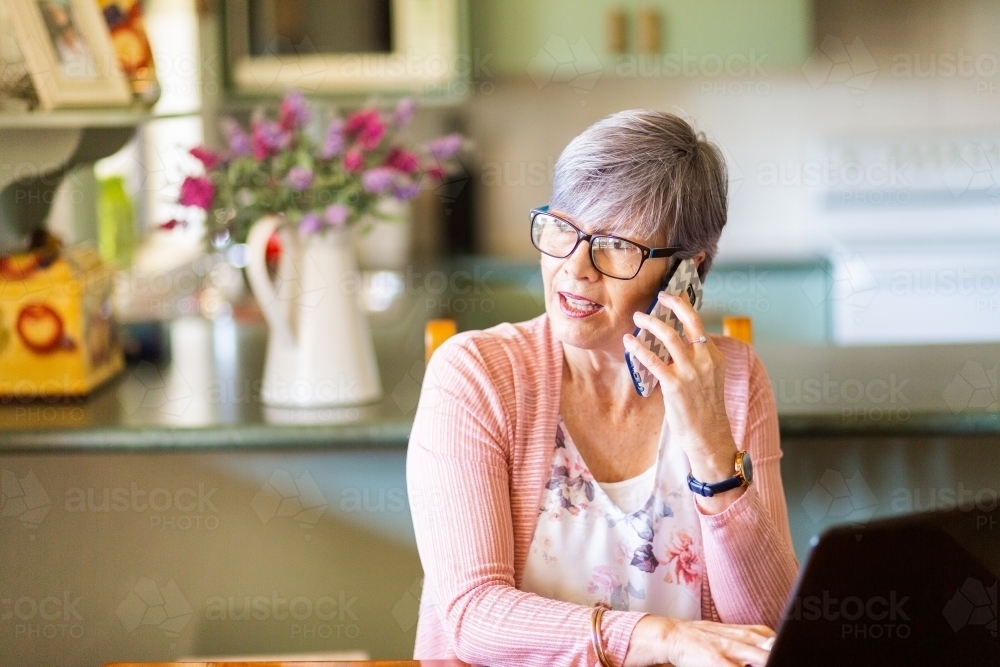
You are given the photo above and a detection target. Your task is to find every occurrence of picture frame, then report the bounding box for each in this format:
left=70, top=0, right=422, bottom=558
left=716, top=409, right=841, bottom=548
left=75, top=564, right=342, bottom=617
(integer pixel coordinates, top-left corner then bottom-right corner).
left=224, top=0, right=467, bottom=97
left=5, top=0, right=132, bottom=110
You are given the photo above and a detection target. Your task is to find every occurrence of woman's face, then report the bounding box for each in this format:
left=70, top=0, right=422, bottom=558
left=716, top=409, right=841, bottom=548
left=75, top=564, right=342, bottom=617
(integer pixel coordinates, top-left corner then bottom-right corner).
left=540, top=210, right=672, bottom=354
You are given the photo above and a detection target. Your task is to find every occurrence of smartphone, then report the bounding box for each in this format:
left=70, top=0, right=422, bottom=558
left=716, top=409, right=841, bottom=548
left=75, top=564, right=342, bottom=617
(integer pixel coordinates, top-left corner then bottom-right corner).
left=625, top=256, right=704, bottom=397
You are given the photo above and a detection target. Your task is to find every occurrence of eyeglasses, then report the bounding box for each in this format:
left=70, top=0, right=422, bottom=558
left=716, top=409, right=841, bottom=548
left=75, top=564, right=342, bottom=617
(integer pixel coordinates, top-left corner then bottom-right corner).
left=529, top=206, right=681, bottom=280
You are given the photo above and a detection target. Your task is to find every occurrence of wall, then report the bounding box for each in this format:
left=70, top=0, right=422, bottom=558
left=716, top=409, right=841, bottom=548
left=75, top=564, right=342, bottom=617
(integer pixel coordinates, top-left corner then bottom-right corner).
left=459, top=0, right=1000, bottom=263
left=0, top=449, right=421, bottom=666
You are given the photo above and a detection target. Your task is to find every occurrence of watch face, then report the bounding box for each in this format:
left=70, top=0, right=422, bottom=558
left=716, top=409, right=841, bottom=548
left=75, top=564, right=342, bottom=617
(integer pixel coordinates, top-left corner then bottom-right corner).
left=742, top=452, right=754, bottom=484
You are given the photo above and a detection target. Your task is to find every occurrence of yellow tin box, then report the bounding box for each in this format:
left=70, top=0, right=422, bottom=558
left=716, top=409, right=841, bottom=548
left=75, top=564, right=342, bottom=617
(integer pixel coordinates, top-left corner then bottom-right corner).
left=0, top=235, right=123, bottom=396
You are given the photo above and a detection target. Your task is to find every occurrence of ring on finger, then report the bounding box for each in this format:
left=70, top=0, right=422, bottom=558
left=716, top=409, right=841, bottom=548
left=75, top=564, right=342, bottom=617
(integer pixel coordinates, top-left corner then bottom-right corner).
left=690, top=336, right=708, bottom=345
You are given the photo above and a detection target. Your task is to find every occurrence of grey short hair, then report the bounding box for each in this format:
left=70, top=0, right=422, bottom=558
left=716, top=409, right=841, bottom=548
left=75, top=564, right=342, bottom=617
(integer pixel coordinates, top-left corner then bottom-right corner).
left=550, top=110, right=728, bottom=276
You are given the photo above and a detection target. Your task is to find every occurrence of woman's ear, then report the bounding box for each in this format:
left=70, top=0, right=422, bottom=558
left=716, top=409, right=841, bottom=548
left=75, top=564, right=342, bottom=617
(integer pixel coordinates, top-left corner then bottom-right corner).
left=692, top=251, right=707, bottom=269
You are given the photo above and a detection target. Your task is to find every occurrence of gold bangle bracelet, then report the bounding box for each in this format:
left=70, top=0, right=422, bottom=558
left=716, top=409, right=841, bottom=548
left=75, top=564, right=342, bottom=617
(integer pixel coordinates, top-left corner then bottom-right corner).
left=591, top=604, right=613, bottom=667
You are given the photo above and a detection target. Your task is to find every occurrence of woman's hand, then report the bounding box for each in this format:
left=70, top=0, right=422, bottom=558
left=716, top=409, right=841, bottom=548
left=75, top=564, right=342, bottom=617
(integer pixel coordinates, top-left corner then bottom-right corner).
left=622, top=291, right=742, bottom=514
left=624, top=615, right=775, bottom=667
left=664, top=618, right=775, bottom=667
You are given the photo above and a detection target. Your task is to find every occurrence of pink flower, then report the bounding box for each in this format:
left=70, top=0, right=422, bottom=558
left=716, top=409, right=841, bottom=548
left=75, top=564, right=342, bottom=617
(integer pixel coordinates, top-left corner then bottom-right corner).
left=586, top=566, right=620, bottom=596
left=344, top=108, right=385, bottom=151
left=157, top=218, right=187, bottom=230
left=324, top=204, right=348, bottom=227
left=178, top=176, right=214, bottom=210
left=393, top=97, right=417, bottom=127
left=286, top=166, right=314, bottom=191
left=392, top=180, right=421, bottom=201
left=385, top=147, right=419, bottom=174
left=344, top=149, right=363, bottom=173
left=251, top=120, right=290, bottom=160
left=344, top=109, right=380, bottom=134
left=298, top=211, right=322, bottom=235
left=222, top=118, right=252, bottom=157
left=320, top=119, right=344, bottom=159
left=190, top=146, right=220, bottom=170
left=665, top=531, right=702, bottom=587
left=362, top=167, right=396, bottom=194
left=428, top=133, right=463, bottom=161
left=279, top=91, right=309, bottom=131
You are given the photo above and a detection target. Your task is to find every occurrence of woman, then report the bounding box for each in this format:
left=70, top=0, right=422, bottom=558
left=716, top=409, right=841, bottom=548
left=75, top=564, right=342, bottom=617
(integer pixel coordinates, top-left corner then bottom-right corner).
left=407, top=110, right=798, bottom=667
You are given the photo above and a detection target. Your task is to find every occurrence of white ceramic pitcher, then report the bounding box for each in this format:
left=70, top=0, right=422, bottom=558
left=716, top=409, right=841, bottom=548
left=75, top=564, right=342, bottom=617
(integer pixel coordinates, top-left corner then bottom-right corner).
left=245, top=215, right=382, bottom=407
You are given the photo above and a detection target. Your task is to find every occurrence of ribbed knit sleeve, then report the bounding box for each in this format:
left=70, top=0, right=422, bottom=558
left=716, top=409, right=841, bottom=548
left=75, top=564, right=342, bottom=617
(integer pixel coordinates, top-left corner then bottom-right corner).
left=696, top=344, right=799, bottom=628
left=407, top=333, right=647, bottom=667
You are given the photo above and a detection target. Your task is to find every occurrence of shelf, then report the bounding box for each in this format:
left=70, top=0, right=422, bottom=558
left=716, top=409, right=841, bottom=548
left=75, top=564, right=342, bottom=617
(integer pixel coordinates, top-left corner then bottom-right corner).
left=0, top=105, right=197, bottom=129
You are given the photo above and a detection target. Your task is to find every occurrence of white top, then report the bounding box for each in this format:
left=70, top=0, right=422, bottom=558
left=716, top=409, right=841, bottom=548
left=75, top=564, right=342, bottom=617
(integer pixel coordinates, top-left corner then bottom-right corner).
left=520, top=417, right=704, bottom=618
left=596, top=465, right=657, bottom=515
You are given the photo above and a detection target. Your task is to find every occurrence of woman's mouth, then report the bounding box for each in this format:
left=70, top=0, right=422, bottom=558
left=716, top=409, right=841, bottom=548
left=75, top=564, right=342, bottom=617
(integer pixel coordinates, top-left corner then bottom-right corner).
left=557, top=291, right=603, bottom=318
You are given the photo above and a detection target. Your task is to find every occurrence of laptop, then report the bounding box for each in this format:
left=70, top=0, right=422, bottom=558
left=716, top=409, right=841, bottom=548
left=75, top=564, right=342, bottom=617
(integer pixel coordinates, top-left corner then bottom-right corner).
left=768, top=504, right=1000, bottom=666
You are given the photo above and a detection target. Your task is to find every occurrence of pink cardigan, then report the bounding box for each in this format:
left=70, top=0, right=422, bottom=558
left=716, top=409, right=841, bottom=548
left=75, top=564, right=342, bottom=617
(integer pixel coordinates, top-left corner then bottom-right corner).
left=406, top=314, right=798, bottom=666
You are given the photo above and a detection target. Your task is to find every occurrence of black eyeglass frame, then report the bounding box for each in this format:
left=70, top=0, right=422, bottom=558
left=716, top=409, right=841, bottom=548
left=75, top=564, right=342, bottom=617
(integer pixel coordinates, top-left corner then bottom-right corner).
left=529, top=205, right=682, bottom=280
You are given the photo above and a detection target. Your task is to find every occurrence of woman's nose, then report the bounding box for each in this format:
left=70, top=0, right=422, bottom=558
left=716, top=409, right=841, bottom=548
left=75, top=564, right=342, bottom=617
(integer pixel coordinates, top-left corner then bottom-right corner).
left=563, top=239, right=599, bottom=279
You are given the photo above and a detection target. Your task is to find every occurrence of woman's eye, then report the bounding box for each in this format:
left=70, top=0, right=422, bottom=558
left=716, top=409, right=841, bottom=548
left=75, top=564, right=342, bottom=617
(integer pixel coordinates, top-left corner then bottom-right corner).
left=556, top=221, right=575, bottom=233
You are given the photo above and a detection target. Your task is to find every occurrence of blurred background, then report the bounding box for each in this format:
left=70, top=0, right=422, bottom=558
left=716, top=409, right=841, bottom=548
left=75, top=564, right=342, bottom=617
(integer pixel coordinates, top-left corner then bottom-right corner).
left=1, top=0, right=999, bottom=665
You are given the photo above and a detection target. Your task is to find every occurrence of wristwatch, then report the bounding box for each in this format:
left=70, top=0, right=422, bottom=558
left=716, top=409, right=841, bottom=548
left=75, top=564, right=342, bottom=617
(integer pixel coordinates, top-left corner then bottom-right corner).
left=687, top=451, right=753, bottom=497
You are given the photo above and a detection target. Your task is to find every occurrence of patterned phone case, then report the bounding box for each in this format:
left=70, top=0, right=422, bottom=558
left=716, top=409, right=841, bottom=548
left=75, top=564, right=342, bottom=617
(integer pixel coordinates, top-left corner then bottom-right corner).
left=625, top=258, right=704, bottom=397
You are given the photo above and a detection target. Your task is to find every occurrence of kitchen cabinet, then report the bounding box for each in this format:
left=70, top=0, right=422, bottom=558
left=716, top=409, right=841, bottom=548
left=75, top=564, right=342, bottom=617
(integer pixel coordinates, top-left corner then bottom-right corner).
left=470, top=0, right=812, bottom=78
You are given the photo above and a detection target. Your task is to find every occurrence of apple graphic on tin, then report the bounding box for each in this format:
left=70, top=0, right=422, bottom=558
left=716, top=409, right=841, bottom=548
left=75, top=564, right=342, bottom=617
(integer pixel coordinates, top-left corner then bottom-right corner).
left=16, top=303, right=75, bottom=353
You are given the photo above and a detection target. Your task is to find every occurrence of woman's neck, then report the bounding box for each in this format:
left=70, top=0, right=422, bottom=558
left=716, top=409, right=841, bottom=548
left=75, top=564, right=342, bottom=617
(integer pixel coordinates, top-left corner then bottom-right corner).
left=561, top=342, right=645, bottom=409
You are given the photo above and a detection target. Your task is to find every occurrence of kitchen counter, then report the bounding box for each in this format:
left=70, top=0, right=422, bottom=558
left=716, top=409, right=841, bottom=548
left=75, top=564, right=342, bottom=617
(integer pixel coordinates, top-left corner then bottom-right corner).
left=1, top=261, right=997, bottom=451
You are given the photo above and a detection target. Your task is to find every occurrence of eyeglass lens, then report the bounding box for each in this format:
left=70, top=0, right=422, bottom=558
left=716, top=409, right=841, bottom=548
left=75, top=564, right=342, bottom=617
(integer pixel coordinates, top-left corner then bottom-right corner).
left=531, top=212, right=643, bottom=279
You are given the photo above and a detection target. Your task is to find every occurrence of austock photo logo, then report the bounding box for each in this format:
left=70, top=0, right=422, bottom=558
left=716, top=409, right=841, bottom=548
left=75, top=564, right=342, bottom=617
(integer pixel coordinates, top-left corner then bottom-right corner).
left=527, top=35, right=603, bottom=104
left=802, top=469, right=879, bottom=525
left=117, top=361, right=194, bottom=418
left=116, top=578, right=193, bottom=649
left=391, top=578, right=423, bottom=633
left=391, top=360, right=425, bottom=417
left=943, top=578, right=998, bottom=639
left=63, top=481, right=220, bottom=531
left=801, top=254, right=878, bottom=324
left=1, top=469, right=52, bottom=538
left=1, top=591, right=85, bottom=641
left=783, top=590, right=912, bottom=639
left=203, top=590, right=360, bottom=640
left=943, top=360, right=999, bottom=413
left=251, top=470, right=327, bottom=540
left=802, top=35, right=878, bottom=104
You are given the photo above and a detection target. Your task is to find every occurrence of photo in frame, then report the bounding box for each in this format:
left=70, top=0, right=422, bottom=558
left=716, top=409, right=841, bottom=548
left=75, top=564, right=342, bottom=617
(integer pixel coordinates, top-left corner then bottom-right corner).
left=5, top=0, right=132, bottom=110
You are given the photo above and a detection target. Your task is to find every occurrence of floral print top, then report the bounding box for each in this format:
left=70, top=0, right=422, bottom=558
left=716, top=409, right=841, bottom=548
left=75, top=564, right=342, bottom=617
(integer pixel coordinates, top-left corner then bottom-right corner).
left=520, top=418, right=704, bottom=620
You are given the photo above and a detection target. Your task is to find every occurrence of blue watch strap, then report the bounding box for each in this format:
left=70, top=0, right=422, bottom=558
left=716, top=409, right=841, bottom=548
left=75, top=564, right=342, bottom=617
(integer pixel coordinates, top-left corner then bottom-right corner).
left=687, top=472, right=744, bottom=498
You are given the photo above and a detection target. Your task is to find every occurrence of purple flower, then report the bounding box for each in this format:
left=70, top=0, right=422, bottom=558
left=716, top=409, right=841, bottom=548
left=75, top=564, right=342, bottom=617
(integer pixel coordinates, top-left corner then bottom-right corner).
left=279, top=91, right=310, bottom=131
left=392, top=181, right=421, bottom=201
left=320, top=119, right=344, bottom=159
left=428, top=133, right=463, bottom=161
left=222, top=118, right=251, bottom=157
left=178, top=176, right=214, bottom=209
left=362, top=167, right=395, bottom=194
left=298, top=212, right=322, bottom=235
left=252, top=120, right=290, bottom=160
left=286, top=166, right=314, bottom=191
left=324, top=204, right=349, bottom=228
left=393, top=98, right=417, bottom=127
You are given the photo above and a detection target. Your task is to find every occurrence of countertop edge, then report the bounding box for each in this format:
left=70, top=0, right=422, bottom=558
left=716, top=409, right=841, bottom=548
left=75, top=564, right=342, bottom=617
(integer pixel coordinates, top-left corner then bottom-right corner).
left=0, top=423, right=413, bottom=453
left=2, top=412, right=1000, bottom=452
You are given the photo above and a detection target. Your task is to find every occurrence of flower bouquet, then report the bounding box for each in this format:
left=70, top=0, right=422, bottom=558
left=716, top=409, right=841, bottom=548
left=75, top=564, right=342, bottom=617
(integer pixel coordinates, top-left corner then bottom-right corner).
left=164, top=91, right=463, bottom=244
left=163, top=92, right=464, bottom=409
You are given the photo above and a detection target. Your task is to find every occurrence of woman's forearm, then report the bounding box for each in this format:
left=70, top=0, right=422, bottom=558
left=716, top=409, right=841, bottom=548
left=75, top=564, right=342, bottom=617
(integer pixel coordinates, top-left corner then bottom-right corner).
left=698, top=486, right=799, bottom=627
